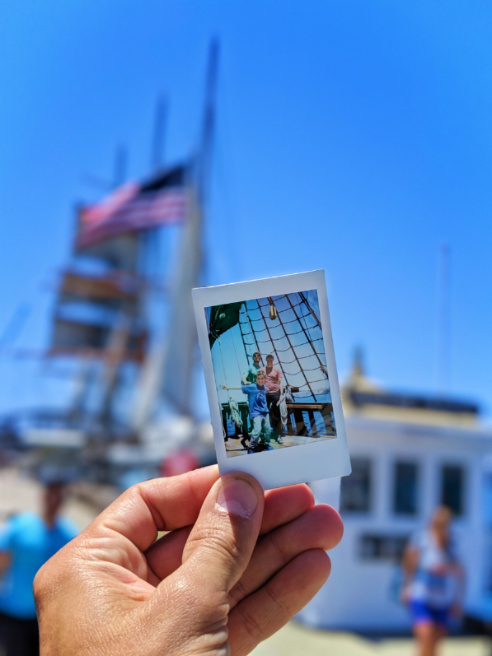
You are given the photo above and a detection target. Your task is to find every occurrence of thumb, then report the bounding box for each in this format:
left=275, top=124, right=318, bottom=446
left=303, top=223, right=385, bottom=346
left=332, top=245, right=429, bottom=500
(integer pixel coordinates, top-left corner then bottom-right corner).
left=180, top=472, right=264, bottom=596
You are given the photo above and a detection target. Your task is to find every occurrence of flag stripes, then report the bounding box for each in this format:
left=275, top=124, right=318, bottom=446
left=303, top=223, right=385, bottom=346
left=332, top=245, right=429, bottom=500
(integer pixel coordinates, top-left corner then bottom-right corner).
left=76, top=165, right=188, bottom=250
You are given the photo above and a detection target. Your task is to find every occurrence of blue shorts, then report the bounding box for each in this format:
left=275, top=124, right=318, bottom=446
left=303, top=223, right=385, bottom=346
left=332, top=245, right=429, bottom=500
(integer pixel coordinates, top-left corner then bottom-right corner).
left=409, top=600, right=450, bottom=629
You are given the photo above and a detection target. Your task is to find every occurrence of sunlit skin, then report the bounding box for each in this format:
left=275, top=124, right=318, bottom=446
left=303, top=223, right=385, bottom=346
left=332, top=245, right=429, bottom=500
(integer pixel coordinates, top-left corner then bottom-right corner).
left=34, top=466, right=343, bottom=656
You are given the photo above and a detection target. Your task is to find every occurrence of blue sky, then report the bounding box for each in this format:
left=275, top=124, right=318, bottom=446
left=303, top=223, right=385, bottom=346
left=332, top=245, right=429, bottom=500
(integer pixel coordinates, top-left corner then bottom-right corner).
left=1, top=1, right=491, bottom=418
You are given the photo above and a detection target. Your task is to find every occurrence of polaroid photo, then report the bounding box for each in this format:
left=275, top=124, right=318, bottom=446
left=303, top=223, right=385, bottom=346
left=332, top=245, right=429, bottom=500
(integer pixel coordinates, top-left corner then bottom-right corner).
left=193, top=270, right=351, bottom=490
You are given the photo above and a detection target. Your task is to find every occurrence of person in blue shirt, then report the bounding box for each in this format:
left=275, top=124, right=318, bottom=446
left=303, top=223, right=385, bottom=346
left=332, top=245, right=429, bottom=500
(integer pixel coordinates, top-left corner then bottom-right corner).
left=0, top=481, right=79, bottom=656
left=241, top=370, right=274, bottom=454
left=223, top=369, right=273, bottom=454
left=401, top=506, right=465, bottom=656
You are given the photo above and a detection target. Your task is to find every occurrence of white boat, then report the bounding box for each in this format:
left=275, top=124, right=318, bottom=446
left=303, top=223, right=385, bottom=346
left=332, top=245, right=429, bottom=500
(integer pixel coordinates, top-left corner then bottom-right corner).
left=299, top=356, right=492, bottom=632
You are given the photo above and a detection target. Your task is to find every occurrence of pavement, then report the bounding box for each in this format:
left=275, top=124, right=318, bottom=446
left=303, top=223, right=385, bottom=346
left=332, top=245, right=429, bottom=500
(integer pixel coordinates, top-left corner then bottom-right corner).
left=252, top=622, right=492, bottom=656
left=1, top=466, right=491, bottom=656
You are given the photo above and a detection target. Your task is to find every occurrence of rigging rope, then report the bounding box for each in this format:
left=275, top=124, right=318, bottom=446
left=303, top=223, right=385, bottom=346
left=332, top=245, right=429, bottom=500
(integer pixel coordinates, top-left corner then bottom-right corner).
left=235, top=294, right=329, bottom=404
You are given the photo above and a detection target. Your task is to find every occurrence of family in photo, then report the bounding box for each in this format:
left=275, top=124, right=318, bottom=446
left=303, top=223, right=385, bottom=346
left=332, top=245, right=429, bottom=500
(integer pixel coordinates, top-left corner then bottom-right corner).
left=193, top=270, right=350, bottom=488
left=222, top=352, right=284, bottom=454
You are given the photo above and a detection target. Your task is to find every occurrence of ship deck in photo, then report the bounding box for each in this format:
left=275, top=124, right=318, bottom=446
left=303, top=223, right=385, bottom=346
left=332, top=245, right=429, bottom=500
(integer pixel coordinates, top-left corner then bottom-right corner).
left=223, top=432, right=334, bottom=457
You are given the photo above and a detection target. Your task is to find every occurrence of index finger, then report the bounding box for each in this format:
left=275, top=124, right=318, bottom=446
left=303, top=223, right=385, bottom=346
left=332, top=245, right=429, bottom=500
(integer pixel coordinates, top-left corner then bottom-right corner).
left=92, top=465, right=220, bottom=552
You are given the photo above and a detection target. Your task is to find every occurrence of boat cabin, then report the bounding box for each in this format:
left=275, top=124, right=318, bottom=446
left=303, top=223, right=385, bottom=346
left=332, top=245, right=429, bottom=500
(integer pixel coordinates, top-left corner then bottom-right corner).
left=299, top=359, right=492, bottom=632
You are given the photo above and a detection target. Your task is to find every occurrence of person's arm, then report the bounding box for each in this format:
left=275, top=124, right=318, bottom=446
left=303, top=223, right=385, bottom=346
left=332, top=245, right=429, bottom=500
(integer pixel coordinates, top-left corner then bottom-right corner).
left=401, top=544, right=419, bottom=578
left=221, top=385, right=242, bottom=390
left=450, top=558, right=466, bottom=617
left=241, top=368, right=250, bottom=385
left=400, top=544, right=419, bottom=603
left=34, top=466, right=343, bottom=656
left=0, top=551, right=11, bottom=577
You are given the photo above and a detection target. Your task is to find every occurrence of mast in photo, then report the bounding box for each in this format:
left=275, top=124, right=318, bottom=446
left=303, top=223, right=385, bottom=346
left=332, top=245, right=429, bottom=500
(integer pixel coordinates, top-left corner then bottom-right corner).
left=208, top=290, right=336, bottom=457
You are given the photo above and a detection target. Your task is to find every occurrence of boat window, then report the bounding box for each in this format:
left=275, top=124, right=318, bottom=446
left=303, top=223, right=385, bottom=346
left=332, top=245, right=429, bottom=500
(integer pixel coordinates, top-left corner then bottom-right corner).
left=340, top=457, right=372, bottom=513
left=359, top=534, right=408, bottom=560
left=393, top=461, right=419, bottom=515
left=440, top=464, right=465, bottom=517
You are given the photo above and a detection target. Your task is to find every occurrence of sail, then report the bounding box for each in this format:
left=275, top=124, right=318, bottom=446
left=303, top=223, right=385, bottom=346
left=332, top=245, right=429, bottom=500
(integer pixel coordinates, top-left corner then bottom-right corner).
left=131, top=43, right=218, bottom=427
left=208, top=302, right=244, bottom=348
left=160, top=187, right=202, bottom=413
left=131, top=184, right=201, bottom=425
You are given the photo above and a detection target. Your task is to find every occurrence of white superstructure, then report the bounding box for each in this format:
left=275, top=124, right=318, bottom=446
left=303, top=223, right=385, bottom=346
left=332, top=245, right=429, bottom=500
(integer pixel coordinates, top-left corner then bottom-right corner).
left=299, top=359, right=492, bottom=632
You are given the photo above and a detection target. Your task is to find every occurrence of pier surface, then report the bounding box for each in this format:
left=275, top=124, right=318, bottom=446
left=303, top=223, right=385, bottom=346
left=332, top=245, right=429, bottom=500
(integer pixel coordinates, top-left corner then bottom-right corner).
left=252, top=622, right=491, bottom=655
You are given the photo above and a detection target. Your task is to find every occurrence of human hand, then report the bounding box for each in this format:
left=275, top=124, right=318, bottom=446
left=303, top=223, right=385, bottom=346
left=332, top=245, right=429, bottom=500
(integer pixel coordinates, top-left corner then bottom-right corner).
left=34, top=466, right=342, bottom=656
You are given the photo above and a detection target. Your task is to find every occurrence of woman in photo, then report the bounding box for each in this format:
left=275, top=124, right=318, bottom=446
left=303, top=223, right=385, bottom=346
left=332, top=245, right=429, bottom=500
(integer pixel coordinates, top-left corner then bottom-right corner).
left=401, top=506, right=465, bottom=656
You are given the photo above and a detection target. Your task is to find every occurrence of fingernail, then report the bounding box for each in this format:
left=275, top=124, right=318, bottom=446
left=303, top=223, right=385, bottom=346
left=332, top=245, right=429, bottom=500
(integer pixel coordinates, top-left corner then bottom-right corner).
left=216, top=476, right=259, bottom=519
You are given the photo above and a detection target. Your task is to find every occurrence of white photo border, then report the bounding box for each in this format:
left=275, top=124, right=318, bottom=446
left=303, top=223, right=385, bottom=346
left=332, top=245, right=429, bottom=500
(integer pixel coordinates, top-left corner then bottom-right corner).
left=193, top=270, right=351, bottom=489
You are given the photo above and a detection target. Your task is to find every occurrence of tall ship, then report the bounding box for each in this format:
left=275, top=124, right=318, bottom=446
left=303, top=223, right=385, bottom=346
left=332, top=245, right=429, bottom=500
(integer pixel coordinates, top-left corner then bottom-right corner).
left=0, top=43, right=219, bottom=486
left=1, top=41, right=491, bottom=636
left=299, top=352, right=492, bottom=632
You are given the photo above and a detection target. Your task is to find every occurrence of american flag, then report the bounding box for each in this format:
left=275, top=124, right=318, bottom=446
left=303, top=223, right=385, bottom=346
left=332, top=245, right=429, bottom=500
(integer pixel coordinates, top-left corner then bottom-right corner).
left=75, top=165, right=188, bottom=250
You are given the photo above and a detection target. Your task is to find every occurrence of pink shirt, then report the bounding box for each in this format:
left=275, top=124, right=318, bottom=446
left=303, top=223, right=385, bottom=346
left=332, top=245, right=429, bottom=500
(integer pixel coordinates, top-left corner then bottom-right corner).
left=264, top=366, right=282, bottom=393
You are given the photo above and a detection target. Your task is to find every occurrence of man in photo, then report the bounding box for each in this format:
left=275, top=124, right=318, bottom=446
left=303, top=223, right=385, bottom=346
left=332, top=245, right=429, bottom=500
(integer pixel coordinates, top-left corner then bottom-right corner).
left=241, top=351, right=262, bottom=385
left=264, top=354, right=283, bottom=444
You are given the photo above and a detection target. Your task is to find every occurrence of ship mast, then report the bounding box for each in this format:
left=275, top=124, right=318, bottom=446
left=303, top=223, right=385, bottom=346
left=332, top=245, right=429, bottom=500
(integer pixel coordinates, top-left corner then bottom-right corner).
left=131, top=40, right=219, bottom=428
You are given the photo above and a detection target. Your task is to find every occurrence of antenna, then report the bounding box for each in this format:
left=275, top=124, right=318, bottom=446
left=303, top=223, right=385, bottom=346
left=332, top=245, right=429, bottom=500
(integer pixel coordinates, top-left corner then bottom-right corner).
left=437, top=243, right=451, bottom=394
left=114, top=145, right=127, bottom=187
left=197, top=38, right=219, bottom=203
left=151, top=95, right=167, bottom=172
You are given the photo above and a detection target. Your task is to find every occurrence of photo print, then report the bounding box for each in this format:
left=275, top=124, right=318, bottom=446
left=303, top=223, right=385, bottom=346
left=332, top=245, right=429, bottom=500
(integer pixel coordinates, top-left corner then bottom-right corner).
left=209, top=290, right=335, bottom=457
left=193, top=271, right=351, bottom=489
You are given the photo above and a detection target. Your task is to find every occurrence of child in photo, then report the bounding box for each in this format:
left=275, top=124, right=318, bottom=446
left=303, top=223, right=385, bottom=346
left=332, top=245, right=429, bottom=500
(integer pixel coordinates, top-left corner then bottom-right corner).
left=242, top=370, right=273, bottom=454
left=223, top=369, right=273, bottom=454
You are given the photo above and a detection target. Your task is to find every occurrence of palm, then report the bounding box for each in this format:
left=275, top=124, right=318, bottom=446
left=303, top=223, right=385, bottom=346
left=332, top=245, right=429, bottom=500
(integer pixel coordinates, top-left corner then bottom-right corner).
left=35, top=467, right=342, bottom=656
